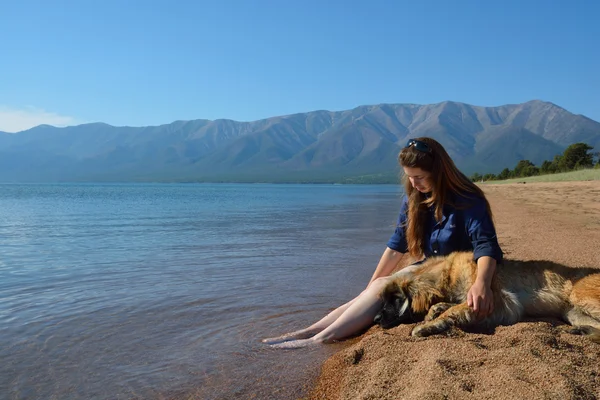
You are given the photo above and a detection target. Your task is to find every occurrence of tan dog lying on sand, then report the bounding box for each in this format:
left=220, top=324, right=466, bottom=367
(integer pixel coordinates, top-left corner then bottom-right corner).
left=375, top=252, right=600, bottom=343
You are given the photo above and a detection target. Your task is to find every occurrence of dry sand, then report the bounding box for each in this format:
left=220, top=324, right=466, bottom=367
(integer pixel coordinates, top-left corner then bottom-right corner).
left=307, top=181, right=600, bottom=400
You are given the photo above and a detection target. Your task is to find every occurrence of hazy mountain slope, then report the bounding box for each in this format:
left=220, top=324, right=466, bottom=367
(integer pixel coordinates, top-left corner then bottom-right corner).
left=282, top=122, right=402, bottom=172
left=465, top=126, right=565, bottom=174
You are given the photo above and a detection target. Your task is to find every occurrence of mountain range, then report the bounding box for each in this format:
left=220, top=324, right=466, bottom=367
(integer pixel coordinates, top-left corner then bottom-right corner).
left=1, top=100, right=599, bottom=183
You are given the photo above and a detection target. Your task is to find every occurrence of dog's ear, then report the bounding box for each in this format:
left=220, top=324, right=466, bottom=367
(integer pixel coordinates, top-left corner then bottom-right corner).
left=381, top=279, right=402, bottom=301
left=399, top=278, right=442, bottom=314
left=383, top=279, right=411, bottom=316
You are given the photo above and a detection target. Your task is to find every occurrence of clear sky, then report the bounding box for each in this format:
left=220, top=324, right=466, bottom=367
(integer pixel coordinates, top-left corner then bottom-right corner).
left=1, top=0, right=598, bottom=132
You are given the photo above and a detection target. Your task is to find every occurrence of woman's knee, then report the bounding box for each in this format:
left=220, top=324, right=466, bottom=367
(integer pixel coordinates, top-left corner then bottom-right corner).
left=368, top=276, right=392, bottom=293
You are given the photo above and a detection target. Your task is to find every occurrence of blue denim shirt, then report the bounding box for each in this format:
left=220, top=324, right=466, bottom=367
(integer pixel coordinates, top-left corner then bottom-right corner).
left=386, top=193, right=503, bottom=262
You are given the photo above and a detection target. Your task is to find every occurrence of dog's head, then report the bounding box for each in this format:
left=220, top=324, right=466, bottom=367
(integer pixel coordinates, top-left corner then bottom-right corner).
left=374, top=281, right=413, bottom=329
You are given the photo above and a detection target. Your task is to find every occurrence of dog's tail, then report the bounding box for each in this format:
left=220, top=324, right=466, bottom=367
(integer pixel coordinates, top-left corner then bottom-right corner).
left=568, top=325, right=600, bottom=344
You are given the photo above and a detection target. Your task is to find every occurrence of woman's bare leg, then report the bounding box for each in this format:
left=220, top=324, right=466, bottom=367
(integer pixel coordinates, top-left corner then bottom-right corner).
left=270, top=278, right=390, bottom=349
left=262, top=293, right=363, bottom=344
left=265, top=264, right=420, bottom=347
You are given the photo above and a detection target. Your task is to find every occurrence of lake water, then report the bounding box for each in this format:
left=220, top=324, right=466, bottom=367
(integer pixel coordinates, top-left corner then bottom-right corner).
left=0, top=183, right=404, bottom=399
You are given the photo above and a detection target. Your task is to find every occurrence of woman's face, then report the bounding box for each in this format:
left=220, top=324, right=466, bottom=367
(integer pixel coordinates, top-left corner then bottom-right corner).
left=403, top=166, right=433, bottom=193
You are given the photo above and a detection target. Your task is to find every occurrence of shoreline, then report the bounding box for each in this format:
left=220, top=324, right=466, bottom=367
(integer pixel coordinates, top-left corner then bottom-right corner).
left=305, top=181, right=600, bottom=400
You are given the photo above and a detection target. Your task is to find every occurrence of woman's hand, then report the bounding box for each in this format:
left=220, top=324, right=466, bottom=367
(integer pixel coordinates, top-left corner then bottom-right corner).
left=468, top=256, right=497, bottom=320
left=467, top=280, right=494, bottom=319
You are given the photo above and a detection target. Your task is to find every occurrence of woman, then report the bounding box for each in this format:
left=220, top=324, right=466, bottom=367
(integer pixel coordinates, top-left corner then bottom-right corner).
left=263, top=137, right=503, bottom=348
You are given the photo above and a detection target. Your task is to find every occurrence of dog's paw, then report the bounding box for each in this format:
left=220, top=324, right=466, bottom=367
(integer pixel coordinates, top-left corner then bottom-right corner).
left=411, top=324, right=435, bottom=337
left=411, top=321, right=449, bottom=337
left=424, top=303, right=454, bottom=322
left=564, top=325, right=599, bottom=336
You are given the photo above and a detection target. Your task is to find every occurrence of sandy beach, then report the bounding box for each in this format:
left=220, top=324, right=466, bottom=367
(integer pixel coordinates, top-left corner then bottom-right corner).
left=307, top=181, right=600, bottom=400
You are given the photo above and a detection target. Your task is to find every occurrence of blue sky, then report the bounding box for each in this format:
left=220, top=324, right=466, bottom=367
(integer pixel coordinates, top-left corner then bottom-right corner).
left=1, top=0, right=598, bottom=132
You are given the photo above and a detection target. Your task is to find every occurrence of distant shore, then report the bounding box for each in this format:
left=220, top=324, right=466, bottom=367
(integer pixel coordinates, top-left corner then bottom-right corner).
left=306, top=180, right=600, bottom=400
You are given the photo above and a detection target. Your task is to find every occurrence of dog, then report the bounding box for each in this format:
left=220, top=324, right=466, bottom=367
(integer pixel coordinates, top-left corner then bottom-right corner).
left=374, top=251, right=600, bottom=343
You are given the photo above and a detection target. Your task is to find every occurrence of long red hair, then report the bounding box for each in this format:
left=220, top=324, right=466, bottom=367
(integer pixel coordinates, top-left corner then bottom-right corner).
left=399, top=137, right=494, bottom=258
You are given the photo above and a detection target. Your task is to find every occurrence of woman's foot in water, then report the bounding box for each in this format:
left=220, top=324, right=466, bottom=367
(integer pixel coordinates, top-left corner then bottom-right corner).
left=269, top=337, right=323, bottom=349
left=261, top=329, right=318, bottom=345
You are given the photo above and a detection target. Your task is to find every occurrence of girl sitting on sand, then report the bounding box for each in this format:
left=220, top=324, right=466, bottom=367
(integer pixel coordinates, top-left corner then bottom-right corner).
left=263, top=137, right=504, bottom=348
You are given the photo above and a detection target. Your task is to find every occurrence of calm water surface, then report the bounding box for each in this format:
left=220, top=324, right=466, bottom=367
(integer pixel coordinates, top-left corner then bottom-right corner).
left=0, top=183, right=404, bottom=399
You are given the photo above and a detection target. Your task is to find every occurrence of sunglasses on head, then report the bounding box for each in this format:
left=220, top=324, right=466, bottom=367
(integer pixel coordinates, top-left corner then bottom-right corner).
left=405, top=139, right=432, bottom=153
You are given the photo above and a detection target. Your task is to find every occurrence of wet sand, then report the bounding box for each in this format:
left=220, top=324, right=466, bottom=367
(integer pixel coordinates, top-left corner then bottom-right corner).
left=307, top=181, right=600, bottom=400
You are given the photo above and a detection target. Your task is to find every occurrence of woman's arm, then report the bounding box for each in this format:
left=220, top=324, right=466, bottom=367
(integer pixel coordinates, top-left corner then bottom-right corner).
left=367, top=247, right=407, bottom=286
left=374, top=195, right=411, bottom=287
left=467, top=255, right=497, bottom=319
left=463, top=196, right=502, bottom=319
